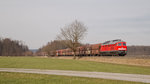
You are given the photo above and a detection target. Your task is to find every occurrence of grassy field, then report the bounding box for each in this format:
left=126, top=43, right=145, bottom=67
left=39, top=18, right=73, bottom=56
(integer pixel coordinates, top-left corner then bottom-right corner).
left=0, top=57, right=150, bottom=75
left=0, top=72, right=147, bottom=84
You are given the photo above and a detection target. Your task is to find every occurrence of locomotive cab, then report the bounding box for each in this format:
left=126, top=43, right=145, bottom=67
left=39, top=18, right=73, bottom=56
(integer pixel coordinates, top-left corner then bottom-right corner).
left=116, top=42, right=127, bottom=56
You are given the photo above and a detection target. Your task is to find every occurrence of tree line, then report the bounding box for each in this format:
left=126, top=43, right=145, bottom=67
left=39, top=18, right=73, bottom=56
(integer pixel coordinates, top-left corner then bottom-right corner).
left=127, top=46, right=150, bottom=55
left=36, top=40, right=68, bottom=56
left=0, top=37, right=30, bottom=56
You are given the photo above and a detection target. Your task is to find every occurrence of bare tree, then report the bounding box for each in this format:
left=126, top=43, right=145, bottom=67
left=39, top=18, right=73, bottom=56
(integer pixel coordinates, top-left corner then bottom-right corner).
left=57, top=20, right=87, bottom=59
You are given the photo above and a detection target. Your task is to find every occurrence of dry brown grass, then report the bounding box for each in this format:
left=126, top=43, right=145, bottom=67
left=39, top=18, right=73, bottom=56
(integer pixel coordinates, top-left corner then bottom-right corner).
left=56, top=56, right=150, bottom=67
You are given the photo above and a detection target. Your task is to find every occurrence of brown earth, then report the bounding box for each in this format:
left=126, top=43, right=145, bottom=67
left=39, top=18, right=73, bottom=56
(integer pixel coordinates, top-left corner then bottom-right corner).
left=54, top=56, right=150, bottom=67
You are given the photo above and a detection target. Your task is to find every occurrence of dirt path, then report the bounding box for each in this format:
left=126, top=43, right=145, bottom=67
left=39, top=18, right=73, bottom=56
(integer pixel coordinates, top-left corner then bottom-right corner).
left=0, top=68, right=150, bottom=83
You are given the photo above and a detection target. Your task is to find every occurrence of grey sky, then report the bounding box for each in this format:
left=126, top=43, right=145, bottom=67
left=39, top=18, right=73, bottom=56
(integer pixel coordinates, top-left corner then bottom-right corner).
left=0, top=0, right=150, bottom=49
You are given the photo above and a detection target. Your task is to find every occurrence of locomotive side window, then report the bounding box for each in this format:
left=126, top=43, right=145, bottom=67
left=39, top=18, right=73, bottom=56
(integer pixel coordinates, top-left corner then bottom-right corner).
left=118, top=43, right=122, bottom=46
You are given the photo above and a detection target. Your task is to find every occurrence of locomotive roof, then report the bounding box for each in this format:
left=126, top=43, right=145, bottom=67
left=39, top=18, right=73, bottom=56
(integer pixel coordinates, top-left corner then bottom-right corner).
left=102, top=39, right=125, bottom=45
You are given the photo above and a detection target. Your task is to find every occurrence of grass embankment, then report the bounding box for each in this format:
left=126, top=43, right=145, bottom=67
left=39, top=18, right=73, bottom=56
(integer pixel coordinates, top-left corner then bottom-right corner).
left=58, top=56, right=150, bottom=67
left=0, top=57, right=150, bottom=75
left=0, top=72, right=147, bottom=84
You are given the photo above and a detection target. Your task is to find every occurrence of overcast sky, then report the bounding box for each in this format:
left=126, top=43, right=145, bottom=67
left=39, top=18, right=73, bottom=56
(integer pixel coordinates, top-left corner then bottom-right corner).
left=0, top=0, right=150, bottom=49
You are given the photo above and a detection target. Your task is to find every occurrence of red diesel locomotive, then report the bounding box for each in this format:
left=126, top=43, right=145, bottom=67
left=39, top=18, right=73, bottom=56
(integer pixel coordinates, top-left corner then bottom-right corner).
left=55, top=39, right=127, bottom=56
left=100, top=39, right=127, bottom=56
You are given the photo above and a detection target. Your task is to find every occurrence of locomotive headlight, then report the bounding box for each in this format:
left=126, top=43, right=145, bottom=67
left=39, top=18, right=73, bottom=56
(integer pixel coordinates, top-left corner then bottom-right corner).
left=118, top=48, right=126, bottom=50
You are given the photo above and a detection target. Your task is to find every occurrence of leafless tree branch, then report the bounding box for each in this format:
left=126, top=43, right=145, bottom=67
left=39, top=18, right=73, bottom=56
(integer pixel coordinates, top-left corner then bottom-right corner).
left=57, top=20, right=87, bottom=59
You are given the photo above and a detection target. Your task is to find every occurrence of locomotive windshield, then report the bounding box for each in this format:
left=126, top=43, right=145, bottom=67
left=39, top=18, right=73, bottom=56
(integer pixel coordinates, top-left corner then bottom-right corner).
left=118, top=43, right=122, bottom=46
left=123, top=43, right=126, bottom=46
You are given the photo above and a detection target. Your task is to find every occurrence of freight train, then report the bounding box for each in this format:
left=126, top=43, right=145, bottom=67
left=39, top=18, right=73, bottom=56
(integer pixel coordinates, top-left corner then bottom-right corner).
left=52, top=39, right=127, bottom=56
